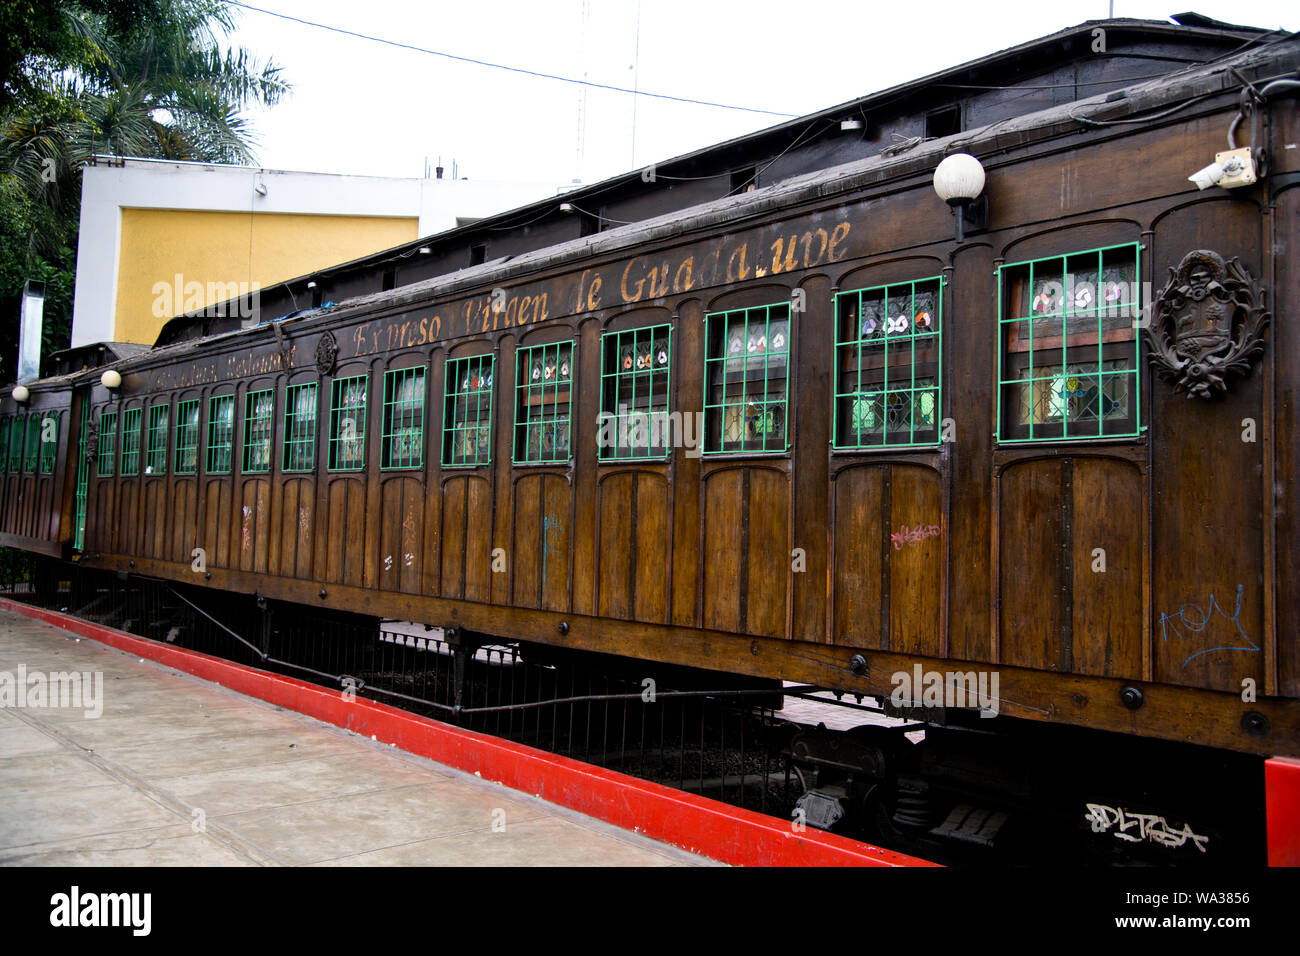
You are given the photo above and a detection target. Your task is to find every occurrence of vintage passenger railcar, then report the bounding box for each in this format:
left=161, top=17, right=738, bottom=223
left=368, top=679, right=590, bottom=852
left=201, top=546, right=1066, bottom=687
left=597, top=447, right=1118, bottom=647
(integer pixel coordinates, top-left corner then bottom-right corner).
left=2, top=18, right=1297, bottom=863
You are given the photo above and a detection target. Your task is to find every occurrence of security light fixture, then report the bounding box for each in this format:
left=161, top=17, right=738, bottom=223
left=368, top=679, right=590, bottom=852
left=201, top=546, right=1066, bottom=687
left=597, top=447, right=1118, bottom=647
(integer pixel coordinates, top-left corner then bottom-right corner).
left=100, top=369, right=122, bottom=391
left=11, top=385, right=30, bottom=404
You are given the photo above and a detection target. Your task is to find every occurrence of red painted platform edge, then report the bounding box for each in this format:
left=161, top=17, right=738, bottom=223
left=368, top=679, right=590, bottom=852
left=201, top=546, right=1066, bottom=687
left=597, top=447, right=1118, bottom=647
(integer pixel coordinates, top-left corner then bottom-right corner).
left=1266, top=756, right=1300, bottom=867
left=2, top=599, right=937, bottom=868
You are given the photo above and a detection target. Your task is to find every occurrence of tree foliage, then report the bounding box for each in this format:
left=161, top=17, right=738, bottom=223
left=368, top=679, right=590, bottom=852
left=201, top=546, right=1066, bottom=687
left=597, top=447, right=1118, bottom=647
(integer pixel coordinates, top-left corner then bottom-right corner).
left=0, top=0, right=289, bottom=380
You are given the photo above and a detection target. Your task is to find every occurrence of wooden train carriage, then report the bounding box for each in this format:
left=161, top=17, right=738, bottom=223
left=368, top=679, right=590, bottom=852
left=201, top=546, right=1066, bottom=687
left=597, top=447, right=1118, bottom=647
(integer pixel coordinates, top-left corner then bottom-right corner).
left=0, top=383, right=75, bottom=558
left=4, top=36, right=1299, bottom=768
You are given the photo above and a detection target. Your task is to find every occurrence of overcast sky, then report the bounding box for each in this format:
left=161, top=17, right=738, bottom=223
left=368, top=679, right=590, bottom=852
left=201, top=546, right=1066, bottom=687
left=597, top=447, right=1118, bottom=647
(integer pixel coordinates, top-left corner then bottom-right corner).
left=226, top=0, right=1296, bottom=194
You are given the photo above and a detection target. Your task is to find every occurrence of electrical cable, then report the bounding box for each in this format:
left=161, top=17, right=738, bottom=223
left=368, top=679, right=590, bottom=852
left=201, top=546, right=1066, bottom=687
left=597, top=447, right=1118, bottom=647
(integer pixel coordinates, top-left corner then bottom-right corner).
left=227, top=1, right=797, bottom=118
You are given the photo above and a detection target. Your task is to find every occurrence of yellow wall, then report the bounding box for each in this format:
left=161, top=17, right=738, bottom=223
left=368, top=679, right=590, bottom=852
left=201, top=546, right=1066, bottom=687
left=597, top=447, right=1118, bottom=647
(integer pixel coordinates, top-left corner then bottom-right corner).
left=114, top=209, right=419, bottom=344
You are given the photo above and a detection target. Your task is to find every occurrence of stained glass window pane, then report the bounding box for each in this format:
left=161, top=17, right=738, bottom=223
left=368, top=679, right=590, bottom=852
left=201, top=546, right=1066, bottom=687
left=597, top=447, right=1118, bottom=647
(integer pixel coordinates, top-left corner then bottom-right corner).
left=833, top=277, right=943, bottom=448
left=328, top=375, right=368, bottom=471
left=174, top=399, right=199, bottom=474
left=382, top=367, right=425, bottom=469
left=514, top=342, right=573, bottom=464
left=207, top=395, right=234, bottom=473
left=145, top=404, right=168, bottom=475
left=120, top=408, right=141, bottom=476
left=999, top=243, right=1141, bottom=441
left=705, top=303, right=789, bottom=455
left=98, top=411, right=118, bottom=477
left=38, top=413, right=57, bottom=473
left=598, top=326, right=671, bottom=461
left=283, top=383, right=318, bottom=472
left=242, top=389, right=274, bottom=473
left=443, top=356, right=493, bottom=467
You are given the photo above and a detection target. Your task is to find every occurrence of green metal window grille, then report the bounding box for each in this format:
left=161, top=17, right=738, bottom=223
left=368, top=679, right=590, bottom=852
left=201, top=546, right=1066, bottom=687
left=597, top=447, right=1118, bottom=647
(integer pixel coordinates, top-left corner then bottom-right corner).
left=598, top=325, right=671, bottom=461
left=283, top=382, right=318, bottom=472
left=833, top=277, right=943, bottom=449
left=382, top=367, right=424, bottom=470
left=145, top=403, right=168, bottom=474
left=97, top=411, right=117, bottom=476
left=0, top=417, right=9, bottom=473
left=997, top=242, right=1142, bottom=442
left=328, top=375, right=368, bottom=471
left=443, top=355, right=494, bottom=467
left=7, top=416, right=25, bottom=472
left=704, top=304, right=790, bottom=455
left=207, top=395, right=234, bottom=473
left=8, top=415, right=25, bottom=472
left=513, top=342, right=574, bottom=464
left=38, top=413, right=58, bottom=473
left=242, top=389, right=274, bottom=473
left=74, top=411, right=89, bottom=550
left=173, top=399, right=199, bottom=474
left=23, top=414, right=40, bottom=472
left=120, top=408, right=141, bottom=476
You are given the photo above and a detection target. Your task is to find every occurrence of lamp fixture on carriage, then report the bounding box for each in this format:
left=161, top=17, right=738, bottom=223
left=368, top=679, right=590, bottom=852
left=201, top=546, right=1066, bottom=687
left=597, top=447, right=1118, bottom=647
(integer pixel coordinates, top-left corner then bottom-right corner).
left=932, top=152, right=987, bottom=243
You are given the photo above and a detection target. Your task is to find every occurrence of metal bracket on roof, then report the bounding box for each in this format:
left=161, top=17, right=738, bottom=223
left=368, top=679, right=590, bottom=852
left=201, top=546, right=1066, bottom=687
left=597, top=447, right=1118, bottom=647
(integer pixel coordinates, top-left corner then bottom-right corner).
left=272, top=321, right=292, bottom=370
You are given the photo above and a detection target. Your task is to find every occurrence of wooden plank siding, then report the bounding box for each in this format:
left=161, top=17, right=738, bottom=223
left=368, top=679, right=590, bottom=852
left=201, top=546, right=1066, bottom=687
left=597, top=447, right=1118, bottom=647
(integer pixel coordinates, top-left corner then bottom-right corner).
left=10, top=94, right=1296, bottom=757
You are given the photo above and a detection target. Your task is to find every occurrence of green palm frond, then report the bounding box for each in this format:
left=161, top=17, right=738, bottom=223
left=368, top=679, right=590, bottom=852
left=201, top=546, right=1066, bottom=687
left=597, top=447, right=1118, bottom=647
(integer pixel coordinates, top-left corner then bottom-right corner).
left=1, top=0, right=293, bottom=256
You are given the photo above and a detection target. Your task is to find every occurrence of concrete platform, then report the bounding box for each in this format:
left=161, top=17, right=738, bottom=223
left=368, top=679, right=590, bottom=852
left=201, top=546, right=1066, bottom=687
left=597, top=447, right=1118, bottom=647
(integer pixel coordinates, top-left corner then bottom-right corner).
left=0, top=607, right=713, bottom=866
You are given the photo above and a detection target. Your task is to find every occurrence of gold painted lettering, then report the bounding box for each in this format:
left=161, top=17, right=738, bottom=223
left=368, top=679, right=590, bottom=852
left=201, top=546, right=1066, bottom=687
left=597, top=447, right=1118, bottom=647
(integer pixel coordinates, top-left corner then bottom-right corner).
left=803, top=228, right=828, bottom=267
left=771, top=236, right=799, bottom=274
left=726, top=244, right=751, bottom=283
left=587, top=275, right=602, bottom=311
left=649, top=263, right=670, bottom=299
left=673, top=258, right=693, bottom=293
left=828, top=222, right=851, bottom=261
left=621, top=257, right=648, bottom=303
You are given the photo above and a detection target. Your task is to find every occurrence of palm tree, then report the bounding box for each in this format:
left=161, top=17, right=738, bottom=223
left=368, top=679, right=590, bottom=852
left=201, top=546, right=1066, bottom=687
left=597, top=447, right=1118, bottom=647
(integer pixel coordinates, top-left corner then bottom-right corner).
left=2, top=0, right=290, bottom=256
left=0, top=0, right=289, bottom=376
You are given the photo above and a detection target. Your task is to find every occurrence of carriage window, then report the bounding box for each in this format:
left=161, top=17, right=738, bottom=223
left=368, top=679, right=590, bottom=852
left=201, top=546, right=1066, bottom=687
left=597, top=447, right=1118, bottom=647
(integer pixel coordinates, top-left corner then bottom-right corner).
left=22, top=415, right=40, bottom=472
left=38, top=413, right=58, bottom=473
left=8, top=415, right=24, bottom=472
left=328, top=374, right=368, bottom=471
left=207, top=395, right=234, bottom=473
left=382, top=367, right=424, bottom=470
left=242, top=389, right=274, bottom=473
left=998, top=242, right=1141, bottom=442
left=145, top=404, right=168, bottom=474
left=283, top=382, right=318, bottom=472
left=514, top=341, right=573, bottom=464
left=833, top=277, right=943, bottom=449
left=174, top=400, right=199, bottom=474
left=443, top=355, right=493, bottom=467
left=8, top=416, right=26, bottom=473
left=120, top=408, right=141, bottom=476
left=98, top=411, right=117, bottom=476
left=598, top=325, right=671, bottom=461
left=704, top=304, right=790, bottom=455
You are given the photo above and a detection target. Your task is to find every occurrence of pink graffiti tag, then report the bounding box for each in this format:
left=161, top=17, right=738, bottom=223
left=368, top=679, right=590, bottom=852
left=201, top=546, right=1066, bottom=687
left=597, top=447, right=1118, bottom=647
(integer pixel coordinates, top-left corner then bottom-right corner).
left=891, top=524, right=940, bottom=550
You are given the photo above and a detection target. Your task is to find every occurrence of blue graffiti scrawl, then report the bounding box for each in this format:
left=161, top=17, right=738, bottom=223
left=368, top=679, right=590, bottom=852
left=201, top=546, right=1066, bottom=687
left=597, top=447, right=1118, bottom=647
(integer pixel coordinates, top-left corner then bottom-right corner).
left=1158, top=584, right=1259, bottom=667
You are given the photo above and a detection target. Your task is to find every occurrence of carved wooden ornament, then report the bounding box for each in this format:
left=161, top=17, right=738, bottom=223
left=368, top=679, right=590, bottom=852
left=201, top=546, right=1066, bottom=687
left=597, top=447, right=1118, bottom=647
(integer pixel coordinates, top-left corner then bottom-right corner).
left=314, top=331, right=338, bottom=377
left=1146, top=250, right=1270, bottom=399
